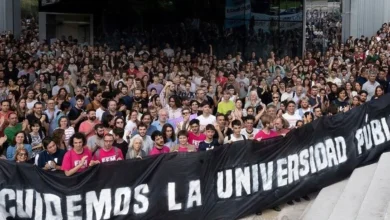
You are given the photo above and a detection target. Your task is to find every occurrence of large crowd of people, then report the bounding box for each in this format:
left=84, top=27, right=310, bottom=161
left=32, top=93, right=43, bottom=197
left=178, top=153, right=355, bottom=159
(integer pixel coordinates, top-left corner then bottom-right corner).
left=0, top=17, right=389, bottom=213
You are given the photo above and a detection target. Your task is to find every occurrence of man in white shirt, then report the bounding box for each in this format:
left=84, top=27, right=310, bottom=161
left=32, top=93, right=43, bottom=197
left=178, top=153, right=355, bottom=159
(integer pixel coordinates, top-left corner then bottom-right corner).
left=240, top=115, right=259, bottom=140
left=283, top=101, right=302, bottom=129
left=197, top=103, right=216, bottom=132
left=281, top=84, right=295, bottom=102
left=362, top=71, right=380, bottom=101
left=224, top=120, right=246, bottom=144
left=326, top=68, right=342, bottom=87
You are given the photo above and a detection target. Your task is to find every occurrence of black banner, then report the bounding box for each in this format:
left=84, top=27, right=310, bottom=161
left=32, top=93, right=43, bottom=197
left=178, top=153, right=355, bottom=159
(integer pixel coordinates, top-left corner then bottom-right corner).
left=2, top=94, right=390, bottom=219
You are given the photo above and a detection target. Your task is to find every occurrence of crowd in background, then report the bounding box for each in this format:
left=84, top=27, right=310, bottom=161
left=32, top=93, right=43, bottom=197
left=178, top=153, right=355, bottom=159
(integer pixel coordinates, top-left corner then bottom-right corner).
left=0, top=16, right=389, bottom=211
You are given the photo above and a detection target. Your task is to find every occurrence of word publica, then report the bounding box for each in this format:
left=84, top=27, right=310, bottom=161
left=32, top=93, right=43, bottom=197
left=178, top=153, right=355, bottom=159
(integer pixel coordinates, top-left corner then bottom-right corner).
left=217, top=136, right=347, bottom=199
left=355, top=115, right=390, bottom=155
left=0, top=185, right=149, bottom=220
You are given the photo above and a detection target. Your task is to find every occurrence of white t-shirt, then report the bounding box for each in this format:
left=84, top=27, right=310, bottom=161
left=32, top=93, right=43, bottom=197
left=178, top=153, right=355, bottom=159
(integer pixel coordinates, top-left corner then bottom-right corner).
left=96, top=108, right=105, bottom=121
left=240, top=128, right=260, bottom=139
left=26, top=99, right=38, bottom=110
left=223, top=134, right=246, bottom=144
left=282, top=112, right=302, bottom=128
left=197, top=114, right=216, bottom=131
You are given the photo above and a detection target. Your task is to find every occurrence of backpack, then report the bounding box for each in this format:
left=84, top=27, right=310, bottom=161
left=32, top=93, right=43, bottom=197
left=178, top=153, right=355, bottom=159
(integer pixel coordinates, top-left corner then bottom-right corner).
left=94, top=147, right=119, bottom=160
left=227, top=134, right=247, bottom=141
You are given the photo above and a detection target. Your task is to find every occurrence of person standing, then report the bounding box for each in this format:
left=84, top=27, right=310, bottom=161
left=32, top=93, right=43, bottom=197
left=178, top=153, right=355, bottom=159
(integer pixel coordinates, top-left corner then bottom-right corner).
left=93, top=134, right=124, bottom=163
left=61, top=133, right=100, bottom=176
left=149, top=131, right=170, bottom=155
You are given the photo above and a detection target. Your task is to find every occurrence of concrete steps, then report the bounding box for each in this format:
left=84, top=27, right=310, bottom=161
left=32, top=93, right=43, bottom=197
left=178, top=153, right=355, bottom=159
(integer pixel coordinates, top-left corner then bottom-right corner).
left=355, top=153, right=390, bottom=220
left=301, top=152, right=390, bottom=220
left=241, top=152, right=390, bottom=220
left=241, top=193, right=317, bottom=220
left=301, top=178, right=348, bottom=220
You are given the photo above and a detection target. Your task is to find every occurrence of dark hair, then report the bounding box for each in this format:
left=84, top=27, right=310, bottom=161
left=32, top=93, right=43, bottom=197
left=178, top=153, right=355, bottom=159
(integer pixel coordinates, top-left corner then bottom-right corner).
left=232, top=119, right=242, bottom=127
left=114, top=116, right=126, bottom=128
left=75, top=94, right=85, bottom=101
left=94, top=123, right=104, bottom=130
left=101, top=98, right=110, bottom=109
left=359, top=90, right=368, bottom=96
left=177, top=130, right=188, bottom=138
left=69, top=132, right=86, bottom=148
left=29, top=119, right=41, bottom=129
left=151, top=130, right=163, bottom=141
left=33, top=101, right=43, bottom=108
left=42, top=137, right=54, bottom=150
left=1, top=100, right=10, bottom=105
left=216, top=113, right=226, bottom=120
left=137, top=122, right=148, bottom=129
left=162, top=123, right=176, bottom=142
left=102, top=115, right=114, bottom=128
left=189, top=119, right=200, bottom=126
left=244, top=115, right=255, bottom=122
left=168, top=95, right=182, bottom=108
left=57, top=116, right=69, bottom=127
left=140, top=112, right=152, bottom=124
left=60, top=101, right=71, bottom=111
left=13, top=131, right=25, bottom=145
left=205, top=124, right=216, bottom=131
left=112, top=127, right=124, bottom=137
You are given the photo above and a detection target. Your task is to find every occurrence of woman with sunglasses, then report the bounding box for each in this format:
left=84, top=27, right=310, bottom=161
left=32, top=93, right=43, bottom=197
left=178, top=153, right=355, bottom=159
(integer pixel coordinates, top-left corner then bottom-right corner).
left=175, top=107, right=192, bottom=135
left=14, top=148, right=29, bottom=163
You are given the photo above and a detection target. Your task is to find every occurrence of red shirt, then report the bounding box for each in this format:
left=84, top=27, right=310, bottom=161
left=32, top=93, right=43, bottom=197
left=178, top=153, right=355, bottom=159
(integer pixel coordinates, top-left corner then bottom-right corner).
left=188, top=132, right=206, bottom=150
left=149, top=146, right=170, bottom=156
left=61, top=147, right=93, bottom=172
left=93, top=147, right=124, bottom=163
left=128, top=68, right=139, bottom=77
left=254, top=129, right=279, bottom=140
left=217, top=76, right=228, bottom=86
left=178, top=146, right=189, bottom=152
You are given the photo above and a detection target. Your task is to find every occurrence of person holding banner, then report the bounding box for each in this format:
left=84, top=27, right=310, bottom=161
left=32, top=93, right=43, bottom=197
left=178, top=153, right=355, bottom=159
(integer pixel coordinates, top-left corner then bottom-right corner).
left=149, top=131, right=170, bottom=155
left=254, top=115, right=279, bottom=140
left=36, top=137, right=66, bottom=171
left=93, top=133, right=124, bottom=163
left=62, top=132, right=100, bottom=176
left=171, top=130, right=196, bottom=152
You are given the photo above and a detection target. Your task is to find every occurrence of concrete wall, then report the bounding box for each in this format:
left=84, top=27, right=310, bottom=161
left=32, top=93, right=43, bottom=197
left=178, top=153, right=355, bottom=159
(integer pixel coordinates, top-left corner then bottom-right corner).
left=0, top=0, right=21, bottom=38
left=342, top=0, right=390, bottom=42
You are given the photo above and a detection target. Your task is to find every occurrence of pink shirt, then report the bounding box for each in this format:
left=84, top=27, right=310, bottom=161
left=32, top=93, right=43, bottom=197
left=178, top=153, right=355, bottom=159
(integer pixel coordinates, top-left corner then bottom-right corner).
left=178, top=146, right=189, bottom=152
left=79, top=120, right=100, bottom=139
left=254, top=130, right=279, bottom=141
left=61, top=147, right=93, bottom=172
left=93, top=147, right=124, bottom=163
left=188, top=132, right=206, bottom=150
left=149, top=146, right=170, bottom=155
